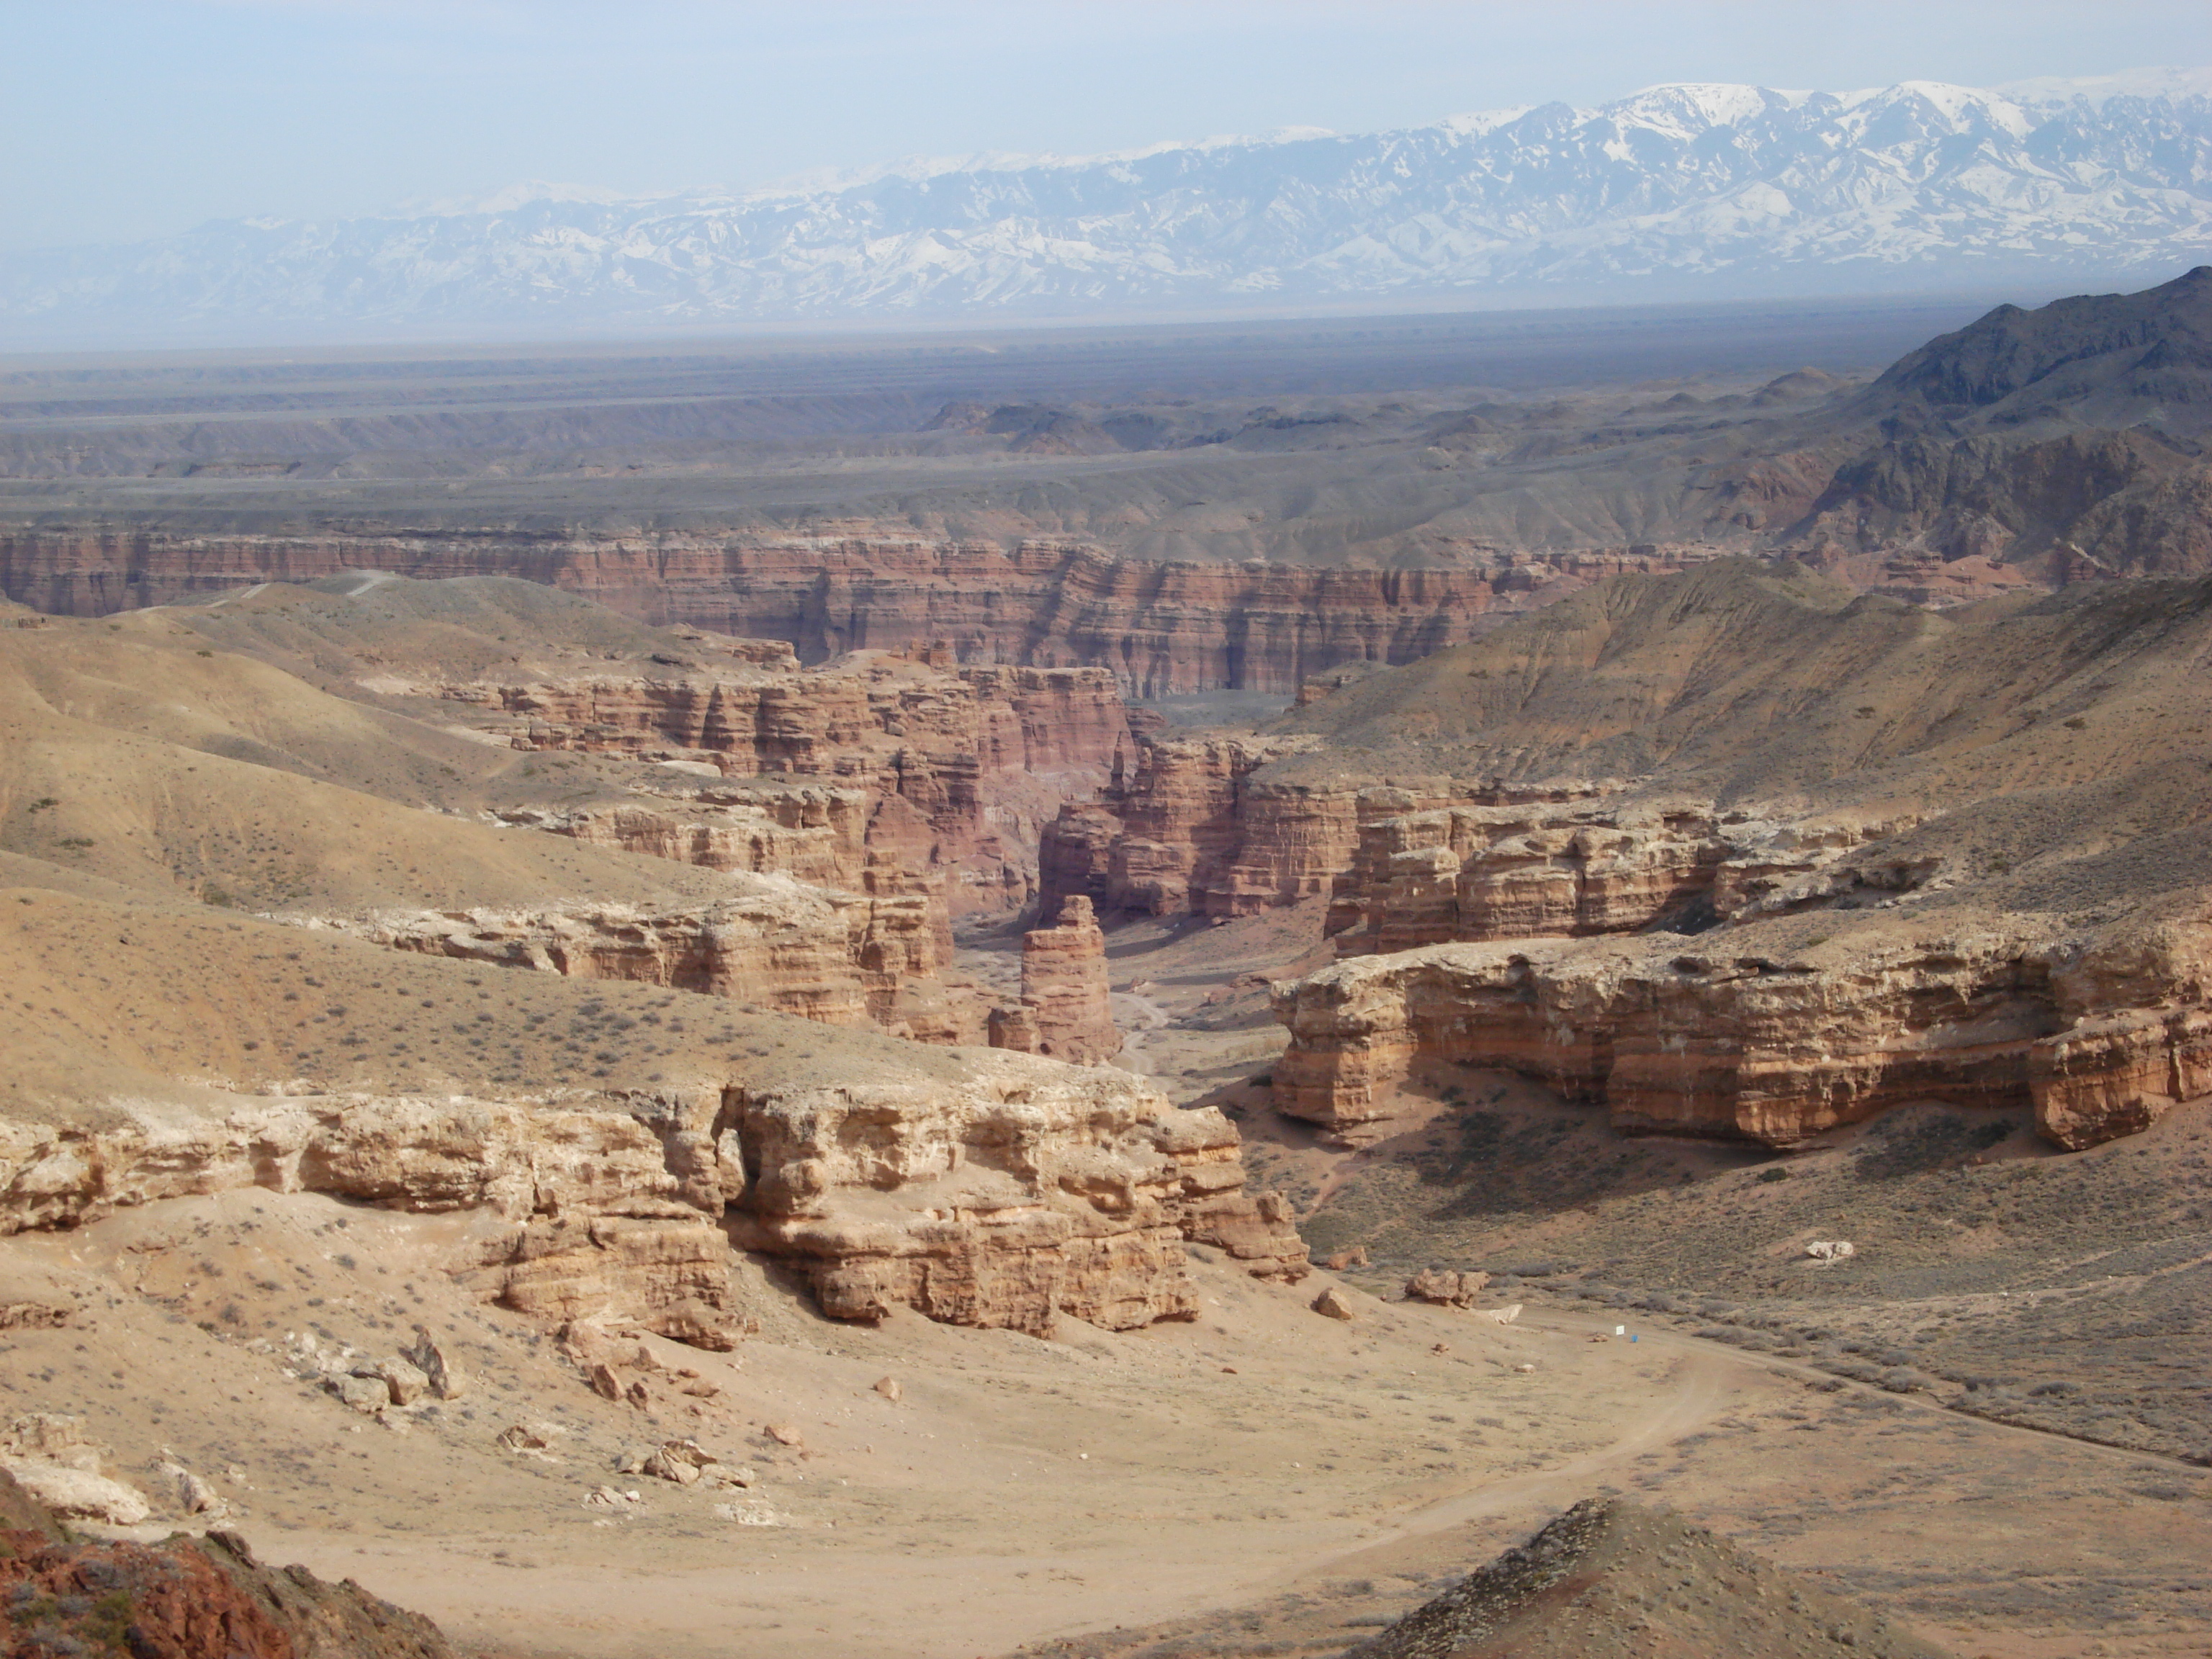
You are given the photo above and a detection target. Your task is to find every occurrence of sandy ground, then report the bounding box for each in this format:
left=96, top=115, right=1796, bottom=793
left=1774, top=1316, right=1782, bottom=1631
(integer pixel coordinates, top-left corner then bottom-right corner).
left=6, top=1182, right=2207, bottom=1659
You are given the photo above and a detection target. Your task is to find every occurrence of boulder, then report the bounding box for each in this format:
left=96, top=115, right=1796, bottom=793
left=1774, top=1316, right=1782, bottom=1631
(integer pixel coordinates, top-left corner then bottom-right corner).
left=403, top=1327, right=467, bottom=1400
left=158, top=1460, right=223, bottom=1515
left=329, top=1374, right=390, bottom=1414
left=372, top=1356, right=431, bottom=1406
left=1312, top=1286, right=1358, bottom=1321
left=1405, top=1268, right=1491, bottom=1308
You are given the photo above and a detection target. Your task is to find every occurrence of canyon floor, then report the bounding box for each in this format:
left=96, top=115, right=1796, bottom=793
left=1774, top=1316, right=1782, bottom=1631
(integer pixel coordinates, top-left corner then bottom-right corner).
left=6, top=1157, right=2208, bottom=1659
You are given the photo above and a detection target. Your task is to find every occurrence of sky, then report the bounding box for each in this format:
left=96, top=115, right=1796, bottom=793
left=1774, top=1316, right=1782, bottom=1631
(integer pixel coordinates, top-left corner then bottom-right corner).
left=3, top=0, right=2208, bottom=253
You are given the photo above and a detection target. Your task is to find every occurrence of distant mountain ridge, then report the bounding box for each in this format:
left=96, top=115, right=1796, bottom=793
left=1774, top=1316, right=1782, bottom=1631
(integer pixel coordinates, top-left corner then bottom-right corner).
left=5, top=70, right=2212, bottom=344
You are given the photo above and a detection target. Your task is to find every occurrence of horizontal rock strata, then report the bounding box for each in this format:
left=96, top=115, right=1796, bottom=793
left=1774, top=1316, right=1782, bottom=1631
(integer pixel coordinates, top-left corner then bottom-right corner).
left=499, top=783, right=874, bottom=892
left=1040, top=733, right=1357, bottom=920
left=324, top=881, right=986, bottom=1043
left=440, top=647, right=1131, bottom=917
left=0, top=1046, right=1309, bottom=1341
left=710, top=1056, right=1308, bottom=1333
left=0, top=531, right=1712, bottom=694
left=989, top=896, right=1123, bottom=1064
left=1327, top=797, right=1925, bottom=954
left=0, top=1092, right=742, bottom=1347
left=1271, top=912, right=2212, bottom=1150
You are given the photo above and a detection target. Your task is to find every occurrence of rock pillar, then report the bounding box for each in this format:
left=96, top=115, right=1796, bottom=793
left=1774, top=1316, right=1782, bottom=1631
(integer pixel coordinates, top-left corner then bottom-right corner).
left=991, top=895, right=1123, bottom=1063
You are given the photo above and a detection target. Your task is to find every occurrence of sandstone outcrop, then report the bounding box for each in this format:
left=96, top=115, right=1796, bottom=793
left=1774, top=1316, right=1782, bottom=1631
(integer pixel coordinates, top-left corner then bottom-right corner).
left=709, top=1055, right=1307, bottom=1334
left=1038, top=733, right=1369, bottom=919
left=1404, top=1268, right=1491, bottom=1307
left=1272, top=909, right=2212, bottom=1150
left=0, top=1049, right=1306, bottom=1343
left=0, top=1416, right=151, bottom=1526
left=1326, top=798, right=1923, bottom=955
left=0, top=532, right=1715, bottom=694
left=498, top=783, right=874, bottom=894
left=442, top=647, right=1133, bottom=917
left=332, top=878, right=986, bottom=1044
left=989, top=896, right=1122, bottom=1064
left=0, top=1092, right=742, bottom=1348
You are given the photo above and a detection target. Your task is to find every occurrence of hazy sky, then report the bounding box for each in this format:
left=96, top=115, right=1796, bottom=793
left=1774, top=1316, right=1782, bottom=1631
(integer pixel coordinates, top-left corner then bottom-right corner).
left=4, top=0, right=2207, bottom=253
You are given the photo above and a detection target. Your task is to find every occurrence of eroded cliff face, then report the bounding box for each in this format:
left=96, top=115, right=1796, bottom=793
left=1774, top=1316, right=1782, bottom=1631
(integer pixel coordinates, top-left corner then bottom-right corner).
left=498, top=786, right=873, bottom=891
left=713, top=1056, right=1306, bottom=1332
left=0, top=1056, right=1305, bottom=1343
left=989, top=896, right=1123, bottom=1064
left=438, top=647, right=1131, bottom=918
left=0, top=1091, right=742, bottom=1348
left=1271, top=909, right=2212, bottom=1151
left=1326, top=799, right=1924, bottom=955
left=0, top=531, right=1714, bottom=694
left=318, top=881, right=986, bottom=1044
left=1039, top=734, right=1375, bottom=920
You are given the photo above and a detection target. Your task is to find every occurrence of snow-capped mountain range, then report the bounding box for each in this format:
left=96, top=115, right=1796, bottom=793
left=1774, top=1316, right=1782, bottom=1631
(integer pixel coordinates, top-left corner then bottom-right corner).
left=8, top=70, right=2212, bottom=344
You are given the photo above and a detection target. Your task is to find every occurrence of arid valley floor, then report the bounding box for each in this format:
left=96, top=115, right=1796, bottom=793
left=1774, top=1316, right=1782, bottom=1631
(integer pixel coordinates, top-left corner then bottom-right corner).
left=3, top=281, right=2211, bottom=1659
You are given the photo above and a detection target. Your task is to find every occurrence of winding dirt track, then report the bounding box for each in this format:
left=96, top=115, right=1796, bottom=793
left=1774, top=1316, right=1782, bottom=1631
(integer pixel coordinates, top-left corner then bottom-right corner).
left=1556, top=1307, right=2211, bottom=1475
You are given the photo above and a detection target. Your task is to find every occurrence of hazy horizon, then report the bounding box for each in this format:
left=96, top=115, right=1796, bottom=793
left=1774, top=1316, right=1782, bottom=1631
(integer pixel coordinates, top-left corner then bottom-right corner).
left=5, top=1, right=2209, bottom=256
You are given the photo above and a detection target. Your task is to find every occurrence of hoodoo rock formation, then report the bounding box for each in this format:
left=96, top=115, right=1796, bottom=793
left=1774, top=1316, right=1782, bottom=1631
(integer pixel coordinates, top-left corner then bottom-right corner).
left=989, top=895, right=1123, bottom=1063
left=0, top=533, right=1713, bottom=694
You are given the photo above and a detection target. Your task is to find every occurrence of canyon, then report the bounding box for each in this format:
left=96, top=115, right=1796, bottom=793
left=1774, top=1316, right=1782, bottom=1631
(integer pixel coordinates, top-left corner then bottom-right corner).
left=3, top=272, right=2211, bottom=1659
left=0, top=531, right=1716, bottom=694
left=1023, top=555, right=2212, bottom=1159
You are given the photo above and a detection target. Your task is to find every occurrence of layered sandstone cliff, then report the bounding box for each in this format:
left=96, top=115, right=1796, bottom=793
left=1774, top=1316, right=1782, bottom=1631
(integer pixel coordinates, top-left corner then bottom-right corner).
left=1326, top=799, right=1924, bottom=955
left=0, top=1055, right=1305, bottom=1342
left=1271, top=909, right=2212, bottom=1151
left=989, top=896, right=1123, bottom=1064
left=497, top=783, right=873, bottom=894
left=1038, top=733, right=1368, bottom=920
left=441, top=648, right=1132, bottom=917
left=0, top=531, right=1712, bottom=694
left=323, top=878, right=986, bottom=1044
left=0, top=1091, right=743, bottom=1348
left=711, top=1056, right=1307, bottom=1331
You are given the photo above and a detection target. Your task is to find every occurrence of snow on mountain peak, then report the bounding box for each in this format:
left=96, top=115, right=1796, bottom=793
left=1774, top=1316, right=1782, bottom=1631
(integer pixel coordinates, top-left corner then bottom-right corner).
left=7, top=70, right=2211, bottom=344
left=1998, top=64, right=2212, bottom=109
